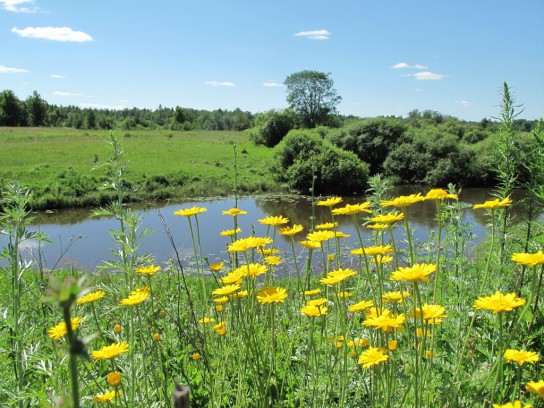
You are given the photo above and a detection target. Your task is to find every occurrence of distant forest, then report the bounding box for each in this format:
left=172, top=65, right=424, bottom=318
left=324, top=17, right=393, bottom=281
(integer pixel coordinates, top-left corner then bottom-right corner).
left=0, top=89, right=539, bottom=133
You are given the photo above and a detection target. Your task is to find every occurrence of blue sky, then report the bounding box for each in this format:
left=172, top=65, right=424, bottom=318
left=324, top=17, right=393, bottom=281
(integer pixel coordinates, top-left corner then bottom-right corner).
left=1, top=0, right=543, bottom=121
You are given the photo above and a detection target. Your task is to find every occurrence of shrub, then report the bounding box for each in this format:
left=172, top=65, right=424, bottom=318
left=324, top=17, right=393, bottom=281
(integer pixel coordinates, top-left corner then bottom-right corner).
left=249, top=109, right=297, bottom=147
left=273, top=130, right=369, bottom=195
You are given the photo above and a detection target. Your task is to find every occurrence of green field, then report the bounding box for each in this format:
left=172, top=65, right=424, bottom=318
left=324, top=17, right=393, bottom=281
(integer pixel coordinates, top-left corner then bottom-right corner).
left=0, top=127, right=282, bottom=209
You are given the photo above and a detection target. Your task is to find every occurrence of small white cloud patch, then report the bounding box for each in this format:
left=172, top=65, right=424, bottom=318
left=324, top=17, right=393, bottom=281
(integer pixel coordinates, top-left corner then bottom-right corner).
left=0, top=64, right=28, bottom=73
left=413, top=71, right=446, bottom=80
left=50, top=74, right=64, bottom=79
left=11, top=26, right=93, bottom=42
left=294, top=29, right=331, bottom=40
left=392, top=62, right=429, bottom=69
left=262, top=81, right=284, bottom=87
left=0, top=0, right=39, bottom=13
left=205, top=81, right=235, bottom=87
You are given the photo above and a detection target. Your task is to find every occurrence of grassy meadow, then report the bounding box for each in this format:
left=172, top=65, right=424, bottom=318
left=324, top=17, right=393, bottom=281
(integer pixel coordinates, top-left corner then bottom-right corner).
left=0, top=127, right=281, bottom=209
left=0, top=129, right=543, bottom=407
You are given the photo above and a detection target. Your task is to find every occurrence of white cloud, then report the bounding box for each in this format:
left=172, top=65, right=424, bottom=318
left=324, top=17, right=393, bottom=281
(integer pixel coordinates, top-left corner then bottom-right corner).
left=392, top=62, right=429, bottom=69
left=262, top=81, right=284, bottom=87
left=50, top=74, right=64, bottom=79
left=0, top=0, right=39, bottom=13
left=11, top=26, right=93, bottom=42
left=413, top=71, right=446, bottom=80
left=457, top=100, right=473, bottom=107
left=205, top=81, right=235, bottom=87
left=54, top=91, right=84, bottom=97
left=0, top=64, right=28, bottom=73
left=294, top=29, right=331, bottom=40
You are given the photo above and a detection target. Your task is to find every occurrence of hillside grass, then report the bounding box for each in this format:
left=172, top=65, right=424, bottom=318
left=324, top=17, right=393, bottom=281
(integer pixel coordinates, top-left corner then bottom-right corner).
left=0, top=127, right=281, bottom=209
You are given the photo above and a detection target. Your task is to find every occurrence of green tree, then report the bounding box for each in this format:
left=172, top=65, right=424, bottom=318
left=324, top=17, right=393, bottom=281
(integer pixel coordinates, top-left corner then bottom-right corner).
left=25, top=90, right=48, bottom=126
left=284, top=70, right=341, bottom=128
left=250, top=109, right=297, bottom=147
left=0, top=89, right=25, bottom=126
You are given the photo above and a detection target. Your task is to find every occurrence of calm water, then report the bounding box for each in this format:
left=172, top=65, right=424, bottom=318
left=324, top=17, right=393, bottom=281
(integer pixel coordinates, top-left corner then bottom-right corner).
left=2, top=187, right=538, bottom=271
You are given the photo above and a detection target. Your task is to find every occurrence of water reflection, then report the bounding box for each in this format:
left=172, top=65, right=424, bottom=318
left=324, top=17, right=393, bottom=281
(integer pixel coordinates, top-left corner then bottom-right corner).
left=2, top=187, right=540, bottom=272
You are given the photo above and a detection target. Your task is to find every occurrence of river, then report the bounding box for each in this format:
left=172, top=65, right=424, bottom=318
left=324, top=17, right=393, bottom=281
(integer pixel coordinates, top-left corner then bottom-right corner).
left=1, top=187, right=538, bottom=272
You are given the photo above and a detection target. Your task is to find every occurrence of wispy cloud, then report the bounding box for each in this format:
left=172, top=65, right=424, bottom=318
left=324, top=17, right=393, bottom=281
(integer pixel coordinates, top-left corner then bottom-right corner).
left=54, top=91, right=85, bottom=97
left=11, top=26, right=93, bottom=42
left=392, top=62, right=428, bottom=69
left=294, top=29, right=331, bottom=40
left=456, top=100, right=473, bottom=107
left=413, top=71, right=447, bottom=80
left=0, top=64, right=28, bottom=73
left=205, top=81, right=235, bottom=87
left=262, top=81, right=284, bottom=87
left=50, top=74, right=64, bottom=79
left=0, top=0, right=40, bottom=13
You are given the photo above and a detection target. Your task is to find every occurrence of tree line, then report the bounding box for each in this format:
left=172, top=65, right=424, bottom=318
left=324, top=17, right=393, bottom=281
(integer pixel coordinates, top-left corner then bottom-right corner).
left=0, top=89, right=255, bottom=131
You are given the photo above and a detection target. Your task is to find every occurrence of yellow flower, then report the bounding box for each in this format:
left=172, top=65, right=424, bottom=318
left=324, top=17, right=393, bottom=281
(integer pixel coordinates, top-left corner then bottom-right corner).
left=220, top=228, right=242, bottom=237
left=239, top=263, right=267, bottom=278
left=363, top=311, right=406, bottom=332
left=48, top=317, right=84, bottom=341
left=334, top=231, right=350, bottom=239
left=192, top=353, right=201, bottom=360
left=315, top=222, right=338, bottom=230
left=503, top=349, right=540, bottom=366
left=375, top=255, right=394, bottom=264
left=76, top=290, right=106, bottom=305
left=331, top=202, right=372, bottom=215
left=388, top=340, right=398, bottom=351
left=262, top=248, right=280, bottom=255
left=213, top=284, right=242, bottom=296
left=358, top=347, right=389, bottom=368
left=425, top=350, right=434, bottom=359
left=222, top=207, right=247, bottom=216
left=264, top=256, right=282, bottom=266
left=370, top=212, right=404, bottom=224
left=257, top=286, right=288, bottom=304
left=306, top=230, right=335, bottom=243
left=106, top=371, right=121, bottom=387
left=409, top=304, right=447, bottom=324
left=213, top=296, right=229, bottom=304
left=120, top=287, right=150, bottom=306
left=351, top=244, right=394, bottom=256
left=381, top=193, right=426, bottom=208
left=258, top=215, right=289, bottom=226
left=135, top=264, right=161, bottom=276
left=302, top=288, right=321, bottom=296
left=347, top=338, right=370, bottom=348
left=301, top=305, right=328, bottom=317
left=198, top=317, right=216, bottom=324
left=366, top=223, right=389, bottom=230
left=317, top=196, right=343, bottom=207
left=339, top=291, right=353, bottom=298
left=92, top=390, right=120, bottom=403
left=92, top=342, right=129, bottom=361
left=382, top=291, right=410, bottom=304
left=306, top=298, right=328, bottom=307
left=216, top=305, right=223, bottom=312
left=328, top=254, right=335, bottom=263
left=511, top=251, right=544, bottom=267
left=220, top=269, right=244, bottom=285
left=230, top=290, right=248, bottom=299
left=213, top=322, right=227, bottom=336
left=348, top=300, right=374, bottom=312
left=227, top=238, right=252, bottom=252
left=526, top=379, right=544, bottom=398
left=247, top=236, right=273, bottom=248
left=320, top=268, right=357, bottom=285
left=279, top=224, right=304, bottom=236
left=425, top=188, right=459, bottom=200
left=473, top=197, right=512, bottom=210
left=174, top=206, right=207, bottom=217
left=473, top=291, right=526, bottom=313
left=390, top=263, right=437, bottom=283
left=209, top=261, right=224, bottom=272
left=153, top=333, right=161, bottom=341
left=113, top=324, right=122, bottom=334
left=298, top=240, right=321, bottom=249
left=492, top=402, right=533, bottom=408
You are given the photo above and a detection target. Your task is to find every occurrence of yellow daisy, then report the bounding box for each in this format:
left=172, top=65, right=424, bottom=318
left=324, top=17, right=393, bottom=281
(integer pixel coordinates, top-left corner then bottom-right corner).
left=317, top=196, right=343, bottom=207
left=473, top=291, right=526, bottom=313
left=258, top=215, right=289, bottom=226
left=222, top=208, right=247, bottom=216
left=473, top=197, right=512, bottom=210
left=511, top=251, right=544, bottom=267
left=381, top=194, right=426, bottom=208
left=48, top=317, right=84, bottom=341
left=92, top=342, right=129, bottom=361
left=76, top=290, right=105, bottom=305
left=390, top=263, right=437, bottom=283
left=358, top=347, right=389, bottom=368
left=503, top=349, right=539, bottom=366
left=135, top=264, right=161, bottom=276
left=257, top=287, right=288, bottom=304
left=174, top=206, right=207, bottom=217
left=279, top=224, right=304, bottom=236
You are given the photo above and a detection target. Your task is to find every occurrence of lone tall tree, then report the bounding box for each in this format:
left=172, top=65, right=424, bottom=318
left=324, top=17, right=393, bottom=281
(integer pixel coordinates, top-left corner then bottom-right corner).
left=284, top=70, right=341, bottom=128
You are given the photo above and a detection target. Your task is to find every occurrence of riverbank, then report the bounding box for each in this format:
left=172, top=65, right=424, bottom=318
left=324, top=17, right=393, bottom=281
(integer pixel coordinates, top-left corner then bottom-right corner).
left=0, top=127, right=283, bottom=210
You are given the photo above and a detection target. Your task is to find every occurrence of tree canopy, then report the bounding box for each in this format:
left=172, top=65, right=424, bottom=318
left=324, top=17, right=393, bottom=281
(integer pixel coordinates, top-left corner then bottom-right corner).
left=284, top=70, right=341, bottom=128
